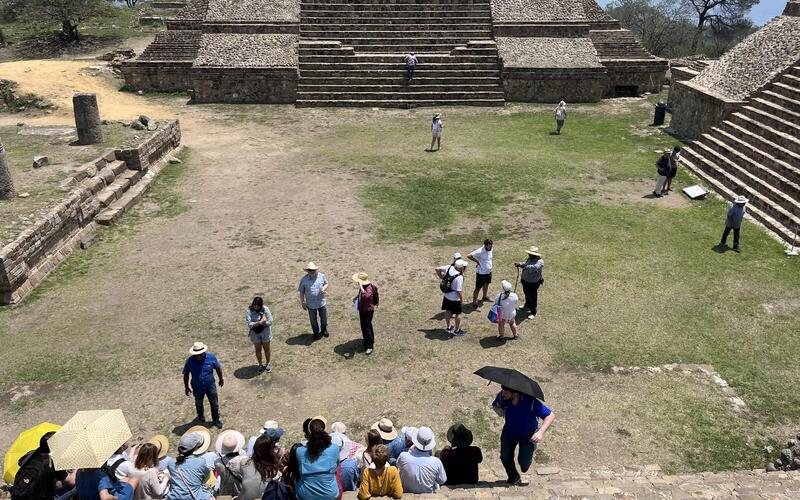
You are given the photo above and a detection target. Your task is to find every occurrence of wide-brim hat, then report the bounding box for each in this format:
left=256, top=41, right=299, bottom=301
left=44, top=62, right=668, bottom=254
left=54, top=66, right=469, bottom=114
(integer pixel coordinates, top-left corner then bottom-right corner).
left=311, top=415, right=328, bottom=432
left=304, top=262, right=319, bottom=271
left=501, top=280, right=512, bottom=292
left=525, top=246, right=541, bottom=257
left=351, top=272, right=370, bottom=285
left=371, top=418, right=398, bottom=441
left=446, top=424, right=473, bottom=448
left=183, top=425, right=211, bottom=455
left=411, top=427, right=436, bottom=452
left=149, top=434, right=170, bottom=459
left=215, top=430, right=245, bottom=455
left=331, top=422, right=347, bottom=434
left=330, top=432, right=352, bottom=462
left=734, top=195, right=749, bottom=204
left=189, top=342, right=208, bottom=355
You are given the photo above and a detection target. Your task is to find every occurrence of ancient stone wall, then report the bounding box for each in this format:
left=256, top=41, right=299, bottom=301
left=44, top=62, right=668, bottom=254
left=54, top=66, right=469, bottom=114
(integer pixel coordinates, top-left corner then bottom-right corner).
left=502, top=67, right=606, bottom=102
left=121, top=62, right=195, bottom=92
left=602, top=60, right=666, bottom=97
left=0, top=121, right=181, bottom=305
left=669, top=81, right=744, bottom=139
left=191, top=68, right=298, bottom=103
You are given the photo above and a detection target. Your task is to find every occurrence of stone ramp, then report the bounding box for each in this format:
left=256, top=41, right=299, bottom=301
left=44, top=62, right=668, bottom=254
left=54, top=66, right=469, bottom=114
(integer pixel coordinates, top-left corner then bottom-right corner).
left=682, top=64, right=800, bottom=243
left=338, top=468, right=800, bottom=499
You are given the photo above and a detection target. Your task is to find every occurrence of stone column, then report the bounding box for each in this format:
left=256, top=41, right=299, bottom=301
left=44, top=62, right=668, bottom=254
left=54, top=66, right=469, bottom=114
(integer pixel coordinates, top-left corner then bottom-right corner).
left=73, top=92, right=103, bottom=145
left=0, top=137, right=16, bottom=200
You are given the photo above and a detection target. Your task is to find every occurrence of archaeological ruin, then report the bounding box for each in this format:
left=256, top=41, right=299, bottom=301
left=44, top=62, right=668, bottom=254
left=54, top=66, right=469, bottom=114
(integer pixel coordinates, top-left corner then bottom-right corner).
left=121, top=0, right=667, bottom=106
left=671, top=0, right=800, bottom=244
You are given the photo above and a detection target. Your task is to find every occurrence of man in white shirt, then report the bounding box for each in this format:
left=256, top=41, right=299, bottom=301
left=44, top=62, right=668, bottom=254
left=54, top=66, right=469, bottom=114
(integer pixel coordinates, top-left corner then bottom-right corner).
left=435, top=259, right=467, bottom=336
left=467, top=238, right=493, bottom=307
left=396, top=427, right=447, bottom=494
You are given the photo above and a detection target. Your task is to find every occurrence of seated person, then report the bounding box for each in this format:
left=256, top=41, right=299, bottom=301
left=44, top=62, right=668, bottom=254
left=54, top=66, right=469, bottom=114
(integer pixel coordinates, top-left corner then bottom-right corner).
left=357, top=445, right=402, bottom=500
left=396, top=427, right=446, bottom=494
left=438, top=424, right=482, bottom=485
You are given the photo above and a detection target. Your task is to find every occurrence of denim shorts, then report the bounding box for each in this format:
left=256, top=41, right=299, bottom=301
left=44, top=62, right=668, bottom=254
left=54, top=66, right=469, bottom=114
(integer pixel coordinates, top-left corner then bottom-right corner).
left=249, top=329, right=272, bottom=343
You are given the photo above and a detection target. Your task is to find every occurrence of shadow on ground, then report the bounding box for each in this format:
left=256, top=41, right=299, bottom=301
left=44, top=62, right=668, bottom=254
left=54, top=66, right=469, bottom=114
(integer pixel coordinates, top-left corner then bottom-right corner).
left=234, top=365, right=260, bottom=380
left=419, top=328, right=451, bottom=341
left=286, top=333, right=316, bottom=346
left=171, top=420, right=209, bottom=436
left=333, top=338, right=363, bottom=359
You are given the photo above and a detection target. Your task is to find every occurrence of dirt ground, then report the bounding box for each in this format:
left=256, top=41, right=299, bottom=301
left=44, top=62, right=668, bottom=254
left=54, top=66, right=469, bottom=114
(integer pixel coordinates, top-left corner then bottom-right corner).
left=0, top=59, right=767, bottom=476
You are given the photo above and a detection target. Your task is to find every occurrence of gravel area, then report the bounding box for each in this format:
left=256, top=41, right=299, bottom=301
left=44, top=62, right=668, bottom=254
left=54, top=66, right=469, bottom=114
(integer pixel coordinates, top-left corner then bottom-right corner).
left=176, top=0, right=209, bottom=19
left=692, top=16, right=800, bottom=100
left=194, top=34, right=298, bottom=67
left=497, top=37, right=602, bottom=68
left=206, top=0, right=300, bottom=21
left=491, top=0, right=585, bottom=21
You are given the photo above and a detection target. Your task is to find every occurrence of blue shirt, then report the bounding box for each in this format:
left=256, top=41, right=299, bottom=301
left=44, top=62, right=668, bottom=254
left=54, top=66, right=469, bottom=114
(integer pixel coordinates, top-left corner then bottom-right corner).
left=167, top=456, right=212, bottom=500
left=183, top=353, right=221, bottom=393
left=76, top=469, right=105, bottom=500
left=298, top=272, right=328, bottom=309
left=98, top=476, right=135, bottom=500
left=339, top=457, right=360, bottom=491
left=296, top=443, right=339, bottom=500
left=493, top=392, right=552, bottom=437
left=726, top=203, right=747, bottom=229
left=385, top=435, right=407, bottom=465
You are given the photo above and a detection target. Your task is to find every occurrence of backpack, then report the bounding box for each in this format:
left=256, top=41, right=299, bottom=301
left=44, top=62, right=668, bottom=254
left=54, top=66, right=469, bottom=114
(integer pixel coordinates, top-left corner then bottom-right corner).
left=100, top=458, right=126, bottom=483
left=370, top=284, right=380, bottom=306
left=439, top=265, right=461, bottom=293
left=656, top=156, right=670, bottom=175
left=262, top=479, right=296, bottom=500
left=10, top=451, right=51, bottom=500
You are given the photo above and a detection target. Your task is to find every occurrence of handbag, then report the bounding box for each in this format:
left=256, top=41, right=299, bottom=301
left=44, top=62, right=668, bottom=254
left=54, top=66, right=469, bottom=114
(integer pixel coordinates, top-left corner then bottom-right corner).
left=252, top=312, right=266, bottom=334
left=487, top=295, right=502, bottom=324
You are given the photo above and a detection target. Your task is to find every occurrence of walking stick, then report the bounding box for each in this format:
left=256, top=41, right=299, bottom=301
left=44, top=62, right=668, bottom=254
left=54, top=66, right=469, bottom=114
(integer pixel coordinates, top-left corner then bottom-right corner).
left=514, top=265, right=520, bottom=293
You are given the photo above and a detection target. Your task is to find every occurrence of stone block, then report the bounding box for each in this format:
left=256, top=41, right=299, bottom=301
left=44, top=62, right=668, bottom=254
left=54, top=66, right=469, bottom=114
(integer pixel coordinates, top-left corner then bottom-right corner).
left=118, top=169, right=142, bottom=184
left=99, top=168, right=115, bottom=186
left=82, top=177, right=105, bottom=195
left=107, top=160, right=127, bottom=176
left=96, top=187, right=118, bottom=207
left=32, top=156, right=49, bottom=168
left=536, top=467, right=561, bottom=475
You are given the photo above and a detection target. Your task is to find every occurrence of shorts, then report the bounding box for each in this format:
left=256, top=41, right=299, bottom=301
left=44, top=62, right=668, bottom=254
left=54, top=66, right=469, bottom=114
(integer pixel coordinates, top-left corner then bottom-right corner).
left=441, top=297, right=463, bottom=315
left=475, top=272, right=492, bottom=288
left=667, top=167, right=678, bottom=179
left=249, top=329, right=272, bottom=344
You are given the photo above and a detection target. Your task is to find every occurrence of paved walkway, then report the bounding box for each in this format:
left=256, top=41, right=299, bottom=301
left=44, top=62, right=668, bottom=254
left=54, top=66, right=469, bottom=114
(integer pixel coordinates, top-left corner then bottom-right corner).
left=342, top=467, right=800, bottom=499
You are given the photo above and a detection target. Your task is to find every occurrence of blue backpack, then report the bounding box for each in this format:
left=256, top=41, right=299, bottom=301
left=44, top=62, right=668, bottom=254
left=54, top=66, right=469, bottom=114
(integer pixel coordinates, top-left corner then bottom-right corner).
left=262, top=479, right=296, bottom=500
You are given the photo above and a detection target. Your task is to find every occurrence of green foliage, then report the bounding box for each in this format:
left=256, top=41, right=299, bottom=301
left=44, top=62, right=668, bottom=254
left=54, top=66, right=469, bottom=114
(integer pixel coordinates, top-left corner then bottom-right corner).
left=21, top=0, right=114, bottom=41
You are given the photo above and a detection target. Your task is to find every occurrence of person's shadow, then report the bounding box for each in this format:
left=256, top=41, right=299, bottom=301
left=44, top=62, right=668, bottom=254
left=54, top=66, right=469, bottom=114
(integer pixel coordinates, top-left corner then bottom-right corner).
left=234, top=365, right=260, bottom=380
left=712, top=243, right=733, bottom=253
left=418, top=328, right=451, bottom=341
left=171, top=420, right=208, bottom=436
left=479, top=335, right=506, bottom=349
left=333, top=339, right=363, bottom=359
left=286, top=333, right=315, bottom=346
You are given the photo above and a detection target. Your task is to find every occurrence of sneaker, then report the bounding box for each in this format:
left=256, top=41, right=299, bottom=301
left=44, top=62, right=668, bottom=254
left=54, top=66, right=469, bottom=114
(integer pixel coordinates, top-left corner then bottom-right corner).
left=322, top=329, right=329, bottom=338
left=265, top=362, right=272, bottom=373
left=213, top=420, right=224, bottom=430
left=453, top=329, right=466, bottom=337
left=365, top=348, right=373, bottom=355
left=652, top=191, right=662, bottom=198
left=527, top=314, right=535, bottom=320
left=507, top=476, right=522, bottom=486
left=733, top=247, right=740, bottom=253
left=445, top=325, right=455, bottom=333
left=257, top=365, right=266, bottom=373
left=196, top=416, right=206, bottom=424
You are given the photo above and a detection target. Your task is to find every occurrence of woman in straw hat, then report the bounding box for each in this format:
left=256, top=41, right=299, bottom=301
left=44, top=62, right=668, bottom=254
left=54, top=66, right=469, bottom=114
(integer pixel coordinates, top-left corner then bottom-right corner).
left=429, top=114, right=443, bottom=152
left=514, top=247, right=544, bottom=320
left=352, top=272, right=380, bottom=355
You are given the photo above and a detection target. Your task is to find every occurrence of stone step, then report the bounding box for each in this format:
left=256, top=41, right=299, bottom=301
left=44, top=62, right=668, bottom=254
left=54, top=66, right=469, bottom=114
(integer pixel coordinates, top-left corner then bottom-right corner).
left=300, top=30, right=492, bottom=38
left=298, top=54, right=497, bottom=63
left=681, top=150, right=798, bottom=242
left=301, top=36, right=491, bottom=45
left=324, top=44, right=469, bottom=52
left=298, top=47, right=496, bottom=56
left=299, top=69, right=501, bottom=77
left=295, top=98, right=504, bottom=107
left=749, top=97, right=800, bottom=126
left=759, top=89, right=800, bottom=115
left=296, top=90, right=504, bottom=100
left=682, top=147, right=800, bottom=231
left=299, top=75, right=501, bottom=85
left=302, top=15, right=490, bottom=23
left=696, top=133, right=800, bottom=206
left=297, top=83, right=502, bottom=92
left=301, top=7, right=489, bottom=14
left=772, top=81, right=800, bottom=102
left=711, top=124, right=800, bottom=185
left=95, top=176, right=132, bottom=208
left=719, top=120, right=800, bottom=172
left=301, top=2, right=490, bottom=9
left=302, top=0, right=490, bottom=4
left=298, top=22, right=491, bottom=30
left=729, top=112, right=800, bottom=156
left=300, top=61, right=498, bottom=70
left=740, top=105, right=800, bottom=137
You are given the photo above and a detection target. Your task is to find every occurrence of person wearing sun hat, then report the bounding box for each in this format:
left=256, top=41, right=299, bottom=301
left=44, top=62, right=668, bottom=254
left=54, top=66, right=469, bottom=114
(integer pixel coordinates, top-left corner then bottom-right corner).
left=214, top=430, right=246, bottom=497
left=352, top=272, right=380, bottom=355
left=182, top=342, right=225, bottom=429
left=436, top=258, right=469, bottom=336
left=396, top=427, right=446, bottom=493
left=371, top=419, right=406, bottom=465
left=719, top=194, right=749, bottom=252
left=331, top=431, right=361, bottom=491
left=515, top=246, right=544, bottom=320
left=298, top=261, right=330, bottom=340
left=246, top=420, right=286, bottom=457
left=148, top=434, right=175, bottom=471
left=494, top=279, right=519, bottom=342
left=166, top=431, right=212, bottom=500
left=439, top=424, right=483, bottom=485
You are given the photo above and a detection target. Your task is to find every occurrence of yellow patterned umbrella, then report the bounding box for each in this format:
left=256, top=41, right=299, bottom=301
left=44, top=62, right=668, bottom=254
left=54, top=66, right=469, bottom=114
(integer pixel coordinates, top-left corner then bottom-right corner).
left=3, top=422, right=61, bottom=483
left=48, top=410, right=131, bottom=470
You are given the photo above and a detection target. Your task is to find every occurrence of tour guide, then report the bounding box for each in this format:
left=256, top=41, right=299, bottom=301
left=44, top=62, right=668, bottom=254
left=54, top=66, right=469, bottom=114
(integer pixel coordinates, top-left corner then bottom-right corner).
left=492, top=386, right=555, bottom=485
left=183, top=342, right=225, bottom=429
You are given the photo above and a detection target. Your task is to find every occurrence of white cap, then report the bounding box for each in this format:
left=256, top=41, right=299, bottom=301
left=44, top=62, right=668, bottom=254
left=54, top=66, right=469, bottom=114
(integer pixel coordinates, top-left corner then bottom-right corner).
left=502, top=280, right=512, bottom=292
left=453, top=252, right=462, bottom=260
left=454, top=259, right=467, bottom=269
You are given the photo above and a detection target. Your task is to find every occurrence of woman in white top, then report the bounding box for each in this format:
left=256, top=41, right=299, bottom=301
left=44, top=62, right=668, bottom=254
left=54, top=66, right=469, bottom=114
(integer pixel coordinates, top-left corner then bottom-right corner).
left=430, top=113, right=443, bottom=152
left=132, top=443, right=170, bottom=499
left=495, top=280, right=519, bottom=341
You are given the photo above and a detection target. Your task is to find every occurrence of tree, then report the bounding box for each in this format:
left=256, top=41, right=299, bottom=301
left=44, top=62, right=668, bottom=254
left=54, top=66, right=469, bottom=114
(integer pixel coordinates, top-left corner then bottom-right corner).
left=0, top=138, right=16, bottom=200
left=607, top=0, right=693, bottom=56
left=23, top=0, right=113, bottom=42
left=683, top=0, right=758, bottom=51
left=123, top=0, right=142, bottom=6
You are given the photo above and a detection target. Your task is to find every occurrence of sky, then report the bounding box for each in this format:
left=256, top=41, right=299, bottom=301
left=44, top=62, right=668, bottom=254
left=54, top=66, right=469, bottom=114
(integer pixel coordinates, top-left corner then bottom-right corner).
left=594, top=0, right=786, bottom=25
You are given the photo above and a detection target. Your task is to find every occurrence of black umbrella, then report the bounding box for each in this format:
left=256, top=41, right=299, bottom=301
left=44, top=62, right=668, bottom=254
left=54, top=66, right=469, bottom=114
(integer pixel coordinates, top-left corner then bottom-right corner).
left=474, top=366, right=545, bottom=401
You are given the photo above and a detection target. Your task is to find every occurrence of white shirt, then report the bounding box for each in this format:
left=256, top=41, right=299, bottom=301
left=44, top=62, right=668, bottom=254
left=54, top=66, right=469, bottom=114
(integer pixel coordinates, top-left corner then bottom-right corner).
left=396, top=449, right=447, bottom=494
left=494, top=291, right=518, bottom=320
left=432, top=119, right=443, bottom=135
left=107, top=453, right=136, bottom=479
left=438, top=265, right=463, bottom=301
left=470, top=246, right=493, bottom=275
left=556, top=107, right=566, bottom=120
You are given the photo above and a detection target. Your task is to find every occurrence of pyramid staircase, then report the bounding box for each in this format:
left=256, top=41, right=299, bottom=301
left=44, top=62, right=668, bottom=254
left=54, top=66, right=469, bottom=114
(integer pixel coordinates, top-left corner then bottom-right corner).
left=681, top=65, right=800, bottom=242
left=296, top=0, right=505, bottom=107
left=588, top=29, right=656, bottom=60
left=137, top=30, right=203, bottom=61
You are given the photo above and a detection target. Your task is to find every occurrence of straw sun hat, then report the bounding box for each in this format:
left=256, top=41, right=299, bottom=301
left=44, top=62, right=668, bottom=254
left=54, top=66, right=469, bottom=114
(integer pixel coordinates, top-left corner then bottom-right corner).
left=525, top=246, right=541, bottom=257
left=149, top=435, right=170, bottom=459
left=181, top=425, right=211, bottom=455
left=304, top=262, right=319, bottom=271
left=351, top=272, right=370, bottom=285
left=189, top=342, right=208, bottom=355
